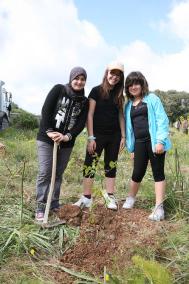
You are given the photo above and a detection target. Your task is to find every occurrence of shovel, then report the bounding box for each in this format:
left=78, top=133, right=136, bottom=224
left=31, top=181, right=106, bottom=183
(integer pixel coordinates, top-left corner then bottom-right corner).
left=42, top=141, right=66, bottom=228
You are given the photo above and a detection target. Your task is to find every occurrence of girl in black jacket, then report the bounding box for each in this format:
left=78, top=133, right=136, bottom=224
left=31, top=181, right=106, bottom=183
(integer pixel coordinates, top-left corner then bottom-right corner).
left=35, top=67, right=88, bottom=221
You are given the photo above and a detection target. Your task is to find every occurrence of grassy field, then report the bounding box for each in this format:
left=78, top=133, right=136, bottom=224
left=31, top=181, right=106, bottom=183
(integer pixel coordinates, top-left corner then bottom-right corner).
left=0, top=127, right=189, bottom=283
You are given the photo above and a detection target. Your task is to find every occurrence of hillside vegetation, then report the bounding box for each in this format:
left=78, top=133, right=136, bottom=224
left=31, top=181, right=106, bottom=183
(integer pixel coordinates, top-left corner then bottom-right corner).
left=0, top=125, right=189, bottom=283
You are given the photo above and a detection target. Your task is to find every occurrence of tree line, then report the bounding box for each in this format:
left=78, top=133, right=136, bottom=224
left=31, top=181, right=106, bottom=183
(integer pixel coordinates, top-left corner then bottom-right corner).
left=155, top=90, right=189, bottom=124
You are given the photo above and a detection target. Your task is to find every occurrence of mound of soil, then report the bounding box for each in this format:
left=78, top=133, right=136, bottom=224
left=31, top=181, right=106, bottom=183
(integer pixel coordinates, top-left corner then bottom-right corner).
left=58, top=204, right=82, bottom=226
left=52, top=202, right=172, bottom=283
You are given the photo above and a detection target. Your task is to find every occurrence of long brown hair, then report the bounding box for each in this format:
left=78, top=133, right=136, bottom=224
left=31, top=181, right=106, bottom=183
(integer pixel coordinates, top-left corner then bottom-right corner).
left=125, top=71, right=149, bottom=100
left=100, top=69, right=124, bottom=109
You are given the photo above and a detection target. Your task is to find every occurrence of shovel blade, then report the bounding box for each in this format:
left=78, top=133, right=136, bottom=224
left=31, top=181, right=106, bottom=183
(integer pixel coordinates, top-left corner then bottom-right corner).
left=41, top=219, right=66, bottom=228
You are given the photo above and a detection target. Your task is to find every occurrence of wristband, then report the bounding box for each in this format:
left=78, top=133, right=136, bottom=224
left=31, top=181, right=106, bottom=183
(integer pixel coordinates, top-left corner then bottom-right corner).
left=46, top=128, right=54, bottom=133
left=88, top=135, right=96, bottom=140
left=65, top=133, right=72, bottom=141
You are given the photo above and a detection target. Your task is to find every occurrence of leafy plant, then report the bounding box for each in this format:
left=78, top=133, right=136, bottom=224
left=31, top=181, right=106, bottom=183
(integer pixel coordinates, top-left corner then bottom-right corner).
left=131, top=255, right=172, bottom=284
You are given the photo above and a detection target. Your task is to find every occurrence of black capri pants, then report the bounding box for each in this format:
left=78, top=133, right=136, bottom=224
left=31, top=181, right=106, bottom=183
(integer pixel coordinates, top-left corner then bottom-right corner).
left=132, top=140, right=165, bottom=183
left=83, top=132, right=121, bottom=178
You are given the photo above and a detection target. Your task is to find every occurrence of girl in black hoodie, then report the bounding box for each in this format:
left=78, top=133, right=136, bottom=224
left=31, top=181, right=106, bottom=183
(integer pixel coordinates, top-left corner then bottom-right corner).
left=35, top=67, right=88, bottom=221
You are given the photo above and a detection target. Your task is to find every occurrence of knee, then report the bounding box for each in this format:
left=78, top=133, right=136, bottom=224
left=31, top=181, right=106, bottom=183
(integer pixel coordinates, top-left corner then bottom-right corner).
left=105, top=172, right=116, bottom=178
left=104, top=167, right=116, bottom=178
left=153, top=174, right=165, bottom=182
left=132, top=170, right=144, bottom=183
left=37, top=170, right=51, bottom=182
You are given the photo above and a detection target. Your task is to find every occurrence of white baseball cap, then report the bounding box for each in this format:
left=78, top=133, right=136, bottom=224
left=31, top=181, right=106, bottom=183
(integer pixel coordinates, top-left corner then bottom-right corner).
left=107, top=61, right=124, bottom=72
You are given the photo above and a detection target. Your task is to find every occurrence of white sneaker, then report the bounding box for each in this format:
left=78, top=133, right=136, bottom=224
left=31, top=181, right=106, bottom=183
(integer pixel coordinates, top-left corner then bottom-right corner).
left=122, top=196, right=136, bottom=209
left=102, top=191, right=117, bottom=210
left=74, top=195, right=92, bottom=208
left=35, top=212, right=44, bottom=222
left=148, top=204, right=164, bottom=221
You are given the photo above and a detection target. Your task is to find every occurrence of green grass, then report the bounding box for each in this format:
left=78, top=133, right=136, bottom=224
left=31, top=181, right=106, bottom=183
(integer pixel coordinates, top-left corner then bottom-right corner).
left=0, top=127, right=189, bottom=283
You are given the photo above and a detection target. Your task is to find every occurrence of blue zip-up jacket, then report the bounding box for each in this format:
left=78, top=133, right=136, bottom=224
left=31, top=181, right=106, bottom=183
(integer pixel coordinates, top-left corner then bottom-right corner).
left=125, top=93, right=171, bottom=153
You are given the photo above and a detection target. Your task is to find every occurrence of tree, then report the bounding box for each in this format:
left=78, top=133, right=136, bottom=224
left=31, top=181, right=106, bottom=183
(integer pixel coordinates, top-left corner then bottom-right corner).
left=155, top=90, right=189, bottom=123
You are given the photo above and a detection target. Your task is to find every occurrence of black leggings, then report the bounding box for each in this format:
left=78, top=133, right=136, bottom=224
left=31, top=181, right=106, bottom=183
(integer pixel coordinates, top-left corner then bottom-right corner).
left=83, top=132, right=121, bottom=178
left=132, top=140, right=165, bottom=183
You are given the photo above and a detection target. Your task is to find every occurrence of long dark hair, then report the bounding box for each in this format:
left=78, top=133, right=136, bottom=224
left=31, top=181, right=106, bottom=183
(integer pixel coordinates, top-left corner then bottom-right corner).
left=125, top=71, right=149, bottom=100
left=100, top=69, right=124, bottom=109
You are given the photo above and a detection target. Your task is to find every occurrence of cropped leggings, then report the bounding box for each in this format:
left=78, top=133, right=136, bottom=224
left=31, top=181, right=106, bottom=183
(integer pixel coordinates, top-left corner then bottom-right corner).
left=132, top=140, right=165, bottom=183
left=83, top=132, right=121, bottom=178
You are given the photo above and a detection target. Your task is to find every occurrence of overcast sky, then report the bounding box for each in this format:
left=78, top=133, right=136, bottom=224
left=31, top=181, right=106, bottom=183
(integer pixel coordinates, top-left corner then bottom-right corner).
left=0, top=0, right=189, bottom=114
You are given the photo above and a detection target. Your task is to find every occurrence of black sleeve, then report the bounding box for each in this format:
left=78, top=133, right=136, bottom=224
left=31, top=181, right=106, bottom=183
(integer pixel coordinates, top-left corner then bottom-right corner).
left=88, top=86, right=99, bottom=101
left=41, top=84, right=63, bottom=132
left=69, top=99, right=89, bottom=138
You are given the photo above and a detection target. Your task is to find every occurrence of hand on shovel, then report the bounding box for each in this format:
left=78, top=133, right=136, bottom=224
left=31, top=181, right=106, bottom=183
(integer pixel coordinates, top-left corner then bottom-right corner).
left=47, top=132, right=69, bottom=143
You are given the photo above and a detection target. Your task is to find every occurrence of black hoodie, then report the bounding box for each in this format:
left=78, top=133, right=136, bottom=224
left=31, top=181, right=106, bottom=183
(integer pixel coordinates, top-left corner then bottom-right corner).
left=37, top=84, right=88, bottom=147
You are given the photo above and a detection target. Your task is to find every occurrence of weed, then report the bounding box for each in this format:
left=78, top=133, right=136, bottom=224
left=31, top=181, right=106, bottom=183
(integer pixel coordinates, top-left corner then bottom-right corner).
left=165, top=148, right=189, bottom=219
left=131, top=255, right=172, bottom=284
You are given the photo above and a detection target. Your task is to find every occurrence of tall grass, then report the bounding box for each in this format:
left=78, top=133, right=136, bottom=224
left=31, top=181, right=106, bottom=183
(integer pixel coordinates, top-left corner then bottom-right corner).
left=0, top=129, right=79, bottom=263
left=0, top=127, right=189, bottom=283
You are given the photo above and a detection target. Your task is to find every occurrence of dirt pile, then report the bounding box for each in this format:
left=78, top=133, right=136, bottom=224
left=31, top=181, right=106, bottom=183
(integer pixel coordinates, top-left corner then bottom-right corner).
left=55, top=203, right=168, bottom=282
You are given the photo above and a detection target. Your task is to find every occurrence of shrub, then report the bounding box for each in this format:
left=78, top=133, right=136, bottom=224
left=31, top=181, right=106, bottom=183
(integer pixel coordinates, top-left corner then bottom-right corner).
left=11, top=111, right=39, bottom=130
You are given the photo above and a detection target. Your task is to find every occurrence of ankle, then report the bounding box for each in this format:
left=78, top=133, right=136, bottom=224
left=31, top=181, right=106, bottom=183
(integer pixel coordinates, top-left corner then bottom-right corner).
left=155, top=202, right=164, bottom=208
left=84, top=194, right=91, bottom=199
left=127, top=195, right=136, bottom=200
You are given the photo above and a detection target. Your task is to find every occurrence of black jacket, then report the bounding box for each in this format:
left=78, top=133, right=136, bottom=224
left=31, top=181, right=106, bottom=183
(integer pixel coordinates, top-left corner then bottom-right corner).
left=37, top=84, right=88, bottom=147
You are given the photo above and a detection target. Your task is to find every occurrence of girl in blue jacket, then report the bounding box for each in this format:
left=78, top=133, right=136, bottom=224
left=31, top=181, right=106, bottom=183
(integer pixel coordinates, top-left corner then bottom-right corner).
left=123, top=71, right=171, bottom=221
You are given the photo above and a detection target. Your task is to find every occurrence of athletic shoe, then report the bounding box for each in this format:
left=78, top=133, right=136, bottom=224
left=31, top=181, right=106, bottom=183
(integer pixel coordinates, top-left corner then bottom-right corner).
left=74, top=195, right=92, bottom=208
left=35, top=211, right=44, bottom=222
left=102, top=191, right=118, bottom=210
left=51, top=207, right=61, bottom=213
left=148, top=204, right=165, bottom=221
left=122, top=196, right=136, bottom=209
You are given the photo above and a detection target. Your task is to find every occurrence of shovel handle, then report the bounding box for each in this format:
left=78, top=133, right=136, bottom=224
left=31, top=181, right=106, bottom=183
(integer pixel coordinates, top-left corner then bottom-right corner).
left=43, top=142, right=58, bottom=224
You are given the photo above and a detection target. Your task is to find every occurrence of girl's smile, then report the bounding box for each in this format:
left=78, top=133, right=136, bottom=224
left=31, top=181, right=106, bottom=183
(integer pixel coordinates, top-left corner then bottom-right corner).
left=71, top=75, right=86, bottom=91
left=129, top=83, right=142, bottom=97
left=107, top=70, right=121, bottom=86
